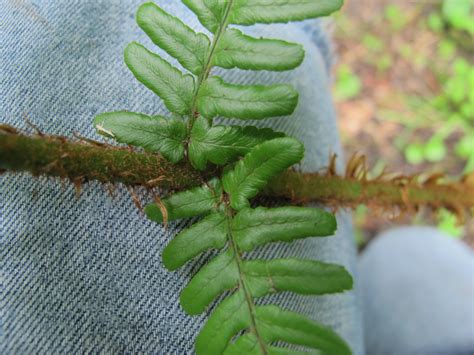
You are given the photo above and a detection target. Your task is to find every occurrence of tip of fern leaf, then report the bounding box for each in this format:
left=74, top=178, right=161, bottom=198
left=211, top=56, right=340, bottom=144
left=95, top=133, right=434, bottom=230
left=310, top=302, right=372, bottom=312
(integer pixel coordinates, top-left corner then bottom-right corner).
left=161, top=247, right=179, bottom=272
left=144, top=203, right=164, bottom=224
left=337, top=265, right=354, bottom=293
left=179, top=288, right=203, bottom=316
left=123, top=41, right=138, bottom=66
left=136, top=1, right=155, bottom=10
left=319, top=210, right=338, bottom=236
left=136, top=2, right=159, bottom=25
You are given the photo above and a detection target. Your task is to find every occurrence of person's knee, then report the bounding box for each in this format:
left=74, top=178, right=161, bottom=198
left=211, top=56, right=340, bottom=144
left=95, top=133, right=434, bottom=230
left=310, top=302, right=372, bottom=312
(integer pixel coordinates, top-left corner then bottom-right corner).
left=359, top=226, right=474, bottom=355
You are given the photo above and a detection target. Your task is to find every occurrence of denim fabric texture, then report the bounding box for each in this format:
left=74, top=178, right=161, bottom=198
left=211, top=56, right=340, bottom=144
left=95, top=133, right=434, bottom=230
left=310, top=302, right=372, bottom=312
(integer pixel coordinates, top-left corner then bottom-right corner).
left=1, top=1, right=363, bottom=353
left=359, top=227, right=474, bottom=355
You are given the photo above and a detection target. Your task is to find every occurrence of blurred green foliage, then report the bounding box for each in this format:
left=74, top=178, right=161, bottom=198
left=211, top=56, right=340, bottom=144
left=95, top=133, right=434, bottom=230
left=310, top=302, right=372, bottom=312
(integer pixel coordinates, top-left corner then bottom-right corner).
left=438, top=208, right=464, bottom=238
left=334, top=64, right=362, bottom=100
left=428, top=0, right=473, bottom=35
left=398, top=2, right=472, bottom=238
left=428, top=58, right=474, bottom=173
left=442, top=0, right=474, bottom=35
left=384, top=4, right=408, bottom=31
left=335, top=1, right=473, bottom=241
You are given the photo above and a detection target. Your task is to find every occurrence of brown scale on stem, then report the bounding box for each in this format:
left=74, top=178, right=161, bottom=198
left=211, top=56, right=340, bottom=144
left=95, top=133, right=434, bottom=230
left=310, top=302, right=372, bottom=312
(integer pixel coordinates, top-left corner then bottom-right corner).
left=127, top=186, right=144, bottom=212
left=151, top=191, right=169, bottom=227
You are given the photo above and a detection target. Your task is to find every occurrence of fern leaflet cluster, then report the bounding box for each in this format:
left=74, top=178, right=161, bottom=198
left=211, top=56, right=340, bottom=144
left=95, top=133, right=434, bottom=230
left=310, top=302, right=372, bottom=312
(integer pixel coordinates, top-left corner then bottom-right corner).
left=94, top=1, right=352, bottom=354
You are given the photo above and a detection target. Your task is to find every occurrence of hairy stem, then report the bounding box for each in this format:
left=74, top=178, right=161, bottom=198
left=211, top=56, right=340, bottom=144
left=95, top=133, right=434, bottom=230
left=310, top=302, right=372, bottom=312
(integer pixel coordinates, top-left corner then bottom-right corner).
left=1, top=129, right=473, bottom=214
left=265, top=171, right=473, bottom=214
left=0, top=129, right=207, bottom=189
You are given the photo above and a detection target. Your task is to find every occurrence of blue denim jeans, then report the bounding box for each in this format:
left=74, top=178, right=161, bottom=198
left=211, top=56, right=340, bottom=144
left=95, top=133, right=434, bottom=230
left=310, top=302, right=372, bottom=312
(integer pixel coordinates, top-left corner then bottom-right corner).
left=359, top=227, right=474, bottom=355
left=1, top=1, right=363, bottom=353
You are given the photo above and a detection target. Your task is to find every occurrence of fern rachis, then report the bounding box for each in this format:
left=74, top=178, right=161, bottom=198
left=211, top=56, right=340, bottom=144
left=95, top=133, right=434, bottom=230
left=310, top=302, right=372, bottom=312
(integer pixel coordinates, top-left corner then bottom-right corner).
left=95, top=1, right=352, bottom=354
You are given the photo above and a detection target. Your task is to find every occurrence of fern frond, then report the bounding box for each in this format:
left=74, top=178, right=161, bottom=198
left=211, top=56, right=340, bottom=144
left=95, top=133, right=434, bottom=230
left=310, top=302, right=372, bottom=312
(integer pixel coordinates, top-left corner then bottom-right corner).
left=96, top=1, right=351, bottom=353
left=161, top=206, right=337, bottom=271
left=222, top=305, right=352, bottom=354
left=173, top=211, right=349, bottom=310
left=96, top=0, right=340, bottom=168
left=153, top=139, right=352, bottom=354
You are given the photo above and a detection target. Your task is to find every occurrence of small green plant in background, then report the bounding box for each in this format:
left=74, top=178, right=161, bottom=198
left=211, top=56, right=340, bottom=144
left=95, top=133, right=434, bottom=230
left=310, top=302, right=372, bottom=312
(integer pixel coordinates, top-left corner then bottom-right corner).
left=362, top=34, right=384, bottom=52
left=429, top=58, right=473, bottom=171
left=384, top=4, right=408, bottom=31
left=442, top=0, right=474, bottom=35
left=438, top=208, right=464, bottom=238
left=334, top=64, right=362, bottom=101
left=428, top=0, right=473, bottom=35
left=383, top=4, right=473, bottom=176
left=362, top=34, right=393, bottom=73
left=404, top=136, right=447, bottom=165
left=400, top=57, right=473, bottom=172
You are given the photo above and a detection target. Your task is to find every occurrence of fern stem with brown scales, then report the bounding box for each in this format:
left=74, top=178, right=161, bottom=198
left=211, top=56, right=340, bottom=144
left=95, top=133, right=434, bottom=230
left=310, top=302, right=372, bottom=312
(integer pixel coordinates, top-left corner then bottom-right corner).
left=1, top=127, right=473, bottom=217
